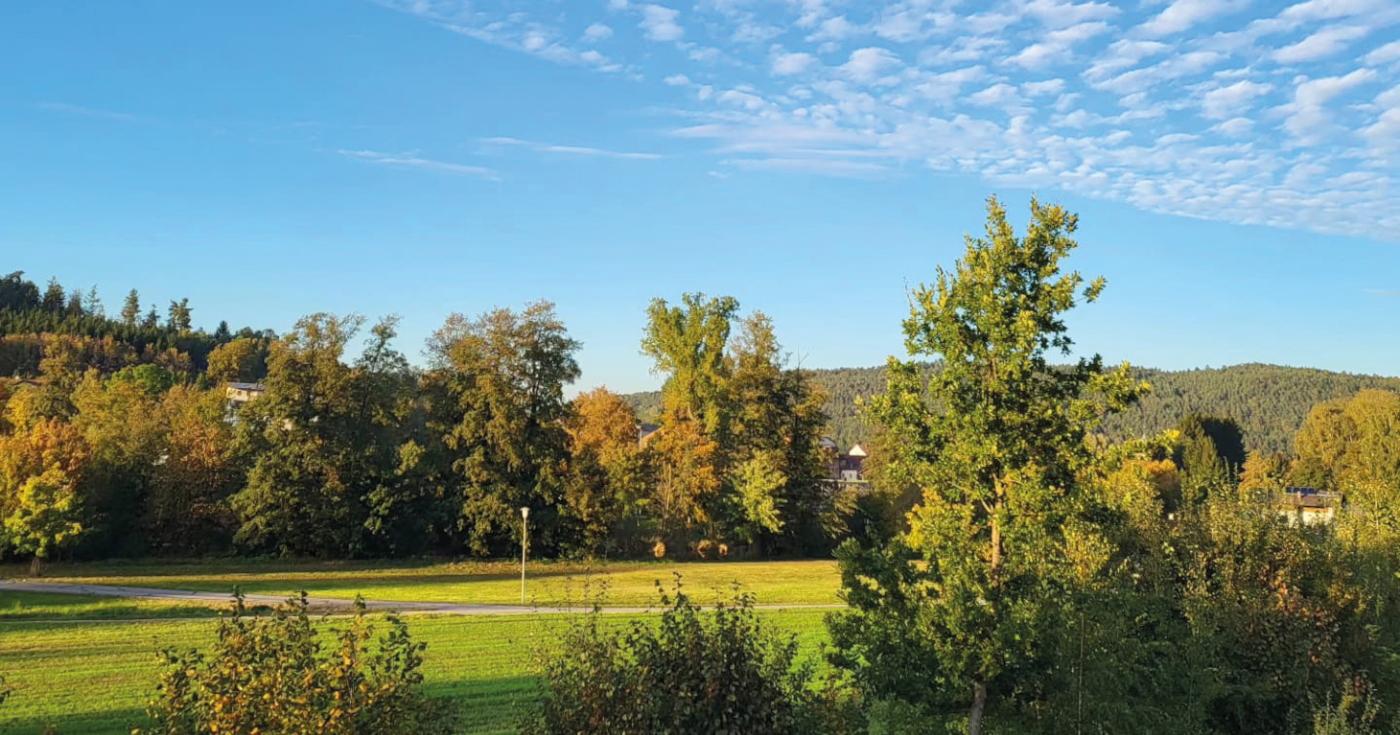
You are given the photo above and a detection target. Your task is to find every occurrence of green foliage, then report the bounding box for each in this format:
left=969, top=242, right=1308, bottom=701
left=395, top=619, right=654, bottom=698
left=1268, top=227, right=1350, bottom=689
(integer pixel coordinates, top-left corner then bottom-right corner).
left=834, top=196, right=1145, bottom=733
left=112, top=363, right=178, bottom=395
left=642, top=293, right=739, bottom=438
left=424, top=301, right=581, bottom=556
left=1292, top=389, right=1400, bottom=526
left=2, top=467, right=85, bottom=573
left=732, top=449, right=787, bottom=543
left=626, top=364, right=1400, bottom=456
left=232, top=314, right=419, bottom=556
left=523, top=579, right=859, bottom=735
left=138, top=592, right=454, bottom=735
left=641, top=302, right=836, bottom=555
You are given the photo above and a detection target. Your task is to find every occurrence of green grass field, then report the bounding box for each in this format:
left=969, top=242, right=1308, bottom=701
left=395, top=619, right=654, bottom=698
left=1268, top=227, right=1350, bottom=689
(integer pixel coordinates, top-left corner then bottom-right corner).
left=0, top=609, right=833, bottom=735
left=0, top=591, right=221, bottom=621
left=0, top=558, right=843, bottom=607
left=0, top=559, right=844, bottom=733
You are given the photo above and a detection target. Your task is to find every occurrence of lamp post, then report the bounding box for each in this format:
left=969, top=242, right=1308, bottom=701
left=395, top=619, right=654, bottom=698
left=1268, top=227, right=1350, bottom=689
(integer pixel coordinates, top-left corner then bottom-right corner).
left=520, top=506, right=530, bottom=605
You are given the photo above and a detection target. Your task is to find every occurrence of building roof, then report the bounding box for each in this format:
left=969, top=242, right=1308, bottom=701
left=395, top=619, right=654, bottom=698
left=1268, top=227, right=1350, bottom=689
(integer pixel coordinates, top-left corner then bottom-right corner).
left=1278, top=487, right=1343, bottom=509
left=226, top=382, right=265, bottom=392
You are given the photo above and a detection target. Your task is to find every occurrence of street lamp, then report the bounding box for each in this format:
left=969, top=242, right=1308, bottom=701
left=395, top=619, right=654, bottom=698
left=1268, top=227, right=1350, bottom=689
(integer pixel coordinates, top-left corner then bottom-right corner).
left=520, top=507, right=530, bottom=604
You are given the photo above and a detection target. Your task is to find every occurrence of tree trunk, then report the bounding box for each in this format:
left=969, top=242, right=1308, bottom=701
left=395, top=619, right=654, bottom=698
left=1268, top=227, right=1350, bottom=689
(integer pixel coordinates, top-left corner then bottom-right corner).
left=969, top=679, right=987, bottom=735
left=973, top=486, right=1003, bottom=735
left=30, top=556, right=44, bottom=577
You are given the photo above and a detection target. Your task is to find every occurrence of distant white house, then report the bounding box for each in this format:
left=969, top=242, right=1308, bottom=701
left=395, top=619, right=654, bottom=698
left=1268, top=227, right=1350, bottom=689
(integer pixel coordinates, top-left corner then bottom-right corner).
left=820, top=439, right=868, bottom=484
left=225, top=381, right=265, bottom=404
left=1276, top=487, right=1342, bottom=526
left=224, top=381, right=265, bottom=425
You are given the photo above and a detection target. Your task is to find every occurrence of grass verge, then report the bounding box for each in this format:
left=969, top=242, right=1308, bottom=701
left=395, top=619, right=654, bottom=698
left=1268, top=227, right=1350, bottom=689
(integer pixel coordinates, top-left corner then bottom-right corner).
left=0, top=558, right=843, bottom=607
left=0, top=609, right=833, bottom=735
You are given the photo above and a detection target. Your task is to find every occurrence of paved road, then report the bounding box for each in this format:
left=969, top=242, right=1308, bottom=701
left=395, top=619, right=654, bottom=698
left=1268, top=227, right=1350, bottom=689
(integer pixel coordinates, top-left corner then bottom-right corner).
left=0, top=579, right=842, bottom=617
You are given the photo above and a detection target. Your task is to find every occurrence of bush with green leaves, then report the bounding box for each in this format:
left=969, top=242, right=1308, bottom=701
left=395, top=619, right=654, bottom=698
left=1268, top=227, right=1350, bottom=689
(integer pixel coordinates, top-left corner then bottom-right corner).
left=522, top=578, right=861, bottom=735
left=139, top=592, right=454, bottom=735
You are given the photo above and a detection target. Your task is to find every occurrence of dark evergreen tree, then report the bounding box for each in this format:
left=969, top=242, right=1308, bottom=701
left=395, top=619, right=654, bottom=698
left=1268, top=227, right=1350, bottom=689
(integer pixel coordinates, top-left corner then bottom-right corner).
left=42, top=278, right=65, bottom=312
left=121, top=289, right=141, bottom=326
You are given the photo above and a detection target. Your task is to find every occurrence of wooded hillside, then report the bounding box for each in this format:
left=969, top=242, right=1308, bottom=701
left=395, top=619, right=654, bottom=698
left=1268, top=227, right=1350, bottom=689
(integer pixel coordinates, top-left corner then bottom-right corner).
left=624, top=363, right=1400, bottom=454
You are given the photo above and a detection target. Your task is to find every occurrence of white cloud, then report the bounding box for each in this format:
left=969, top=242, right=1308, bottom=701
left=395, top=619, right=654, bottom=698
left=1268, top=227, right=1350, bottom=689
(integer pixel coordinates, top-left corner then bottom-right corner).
left=1366, top=40, right=1400, bottom=65
left=772, top=52, right=818, bottom=75
left=1273, top=25, right=1371, bottom=63
left=1137, top=0, right=1249, bottom=37
left=1023, top=0, right=1120, bottom=30
left=1282, top=68, right=1381, bottom=142
left=968, top=83, right=1024, bottom=110
left=841, top=47, right=902, bottom=82
left=1008, top=21, right=1112, bottom=69
left=1022, top=79, right=1067, bottom=96
left=376, top=0, right=1400, bottom=242
left=1092, top=50, right=1224, bottom=94
left=1212, top=117, right=1254, bottom=136
left=807, top=15, right=859, bottom=43
left=1200, top=79, right=1273, bottom=119
left=639, top=4, right=683, bottom=41
left=1083, top=39, right=1171, bottom=82
left=1294, top=68, right=1379, bottom=107
left=337, top=149, right=499, bottom=178
left=583, top=23, right=613, bottom=42
left=920, top=35, right=1004, bottom=66
left=1278, top=0, right=1388, bottom=23
left=689, top=46, right=722, bottom=62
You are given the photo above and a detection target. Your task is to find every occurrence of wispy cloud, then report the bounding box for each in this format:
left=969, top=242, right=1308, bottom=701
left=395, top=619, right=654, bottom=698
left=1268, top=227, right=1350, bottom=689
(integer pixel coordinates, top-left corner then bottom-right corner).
left=35, top=102, right=136, bottom=123
left=481, top=137, right=665, bottom=160
left=336, top=149, right=499, bottom=179
left=376, top=0, right=1400, bottom=241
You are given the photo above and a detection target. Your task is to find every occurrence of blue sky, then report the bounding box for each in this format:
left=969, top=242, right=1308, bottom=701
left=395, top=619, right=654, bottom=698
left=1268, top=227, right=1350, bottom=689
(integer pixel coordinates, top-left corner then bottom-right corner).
left=2, top=0, right=1398, bottom=394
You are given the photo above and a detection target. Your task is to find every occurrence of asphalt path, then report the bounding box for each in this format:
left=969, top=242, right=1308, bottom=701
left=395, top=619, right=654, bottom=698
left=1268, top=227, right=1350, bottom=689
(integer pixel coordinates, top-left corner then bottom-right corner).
left=0, top=579, right=843, bottom=618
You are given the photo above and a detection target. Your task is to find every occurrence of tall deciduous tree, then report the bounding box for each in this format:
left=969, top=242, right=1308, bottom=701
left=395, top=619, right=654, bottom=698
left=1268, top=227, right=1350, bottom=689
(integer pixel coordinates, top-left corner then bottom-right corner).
left=562, top=388, right=652, bottom=555
left=727, top=312, right=832, bottom=553
left=231, top=313, right=403, bottom=556
left=206, top=337, right=270, bottom=384
left=829, top=197, right=1144, bottom=734
left=642, top=293, right=739, bottom=441
left=425, top=301, right=580, bottom=555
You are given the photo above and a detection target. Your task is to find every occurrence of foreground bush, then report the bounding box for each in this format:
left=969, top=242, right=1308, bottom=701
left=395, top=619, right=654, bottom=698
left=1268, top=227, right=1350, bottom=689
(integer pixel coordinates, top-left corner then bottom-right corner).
left=523, top=578, right=860, bottom=735
left=139, top=592, right=454, bottom=735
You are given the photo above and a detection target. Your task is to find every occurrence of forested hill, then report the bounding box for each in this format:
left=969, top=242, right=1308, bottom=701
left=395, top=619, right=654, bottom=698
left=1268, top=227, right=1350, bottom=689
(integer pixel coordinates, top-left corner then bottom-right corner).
left=623, top=363, right=1400, bottom=455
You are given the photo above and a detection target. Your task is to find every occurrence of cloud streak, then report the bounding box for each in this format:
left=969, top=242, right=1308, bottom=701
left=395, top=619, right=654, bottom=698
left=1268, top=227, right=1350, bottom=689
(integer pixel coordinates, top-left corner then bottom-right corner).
left=481, top=137, right=665, bottom=160
left=336, top=149, right=499, bottom=179
left=35, top=102, right=136, bottom=123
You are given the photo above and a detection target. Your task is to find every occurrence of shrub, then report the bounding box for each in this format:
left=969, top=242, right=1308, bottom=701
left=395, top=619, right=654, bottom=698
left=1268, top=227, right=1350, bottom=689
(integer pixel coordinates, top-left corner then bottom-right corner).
left=523, top=577, right=861, bottom=735
left=138, top=592, right=454, bottom=735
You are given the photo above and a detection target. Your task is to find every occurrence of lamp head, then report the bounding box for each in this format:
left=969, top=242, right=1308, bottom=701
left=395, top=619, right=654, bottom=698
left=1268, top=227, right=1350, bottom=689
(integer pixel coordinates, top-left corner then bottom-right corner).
left=521, top=507, right=530, bottom=519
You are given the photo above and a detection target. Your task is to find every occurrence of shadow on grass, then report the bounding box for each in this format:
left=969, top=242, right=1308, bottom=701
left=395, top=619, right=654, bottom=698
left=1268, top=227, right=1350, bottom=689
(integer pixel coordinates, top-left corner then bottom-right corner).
left=0, top=706, right=147, bottom=735
left=0, top=678, right=541, bottom=735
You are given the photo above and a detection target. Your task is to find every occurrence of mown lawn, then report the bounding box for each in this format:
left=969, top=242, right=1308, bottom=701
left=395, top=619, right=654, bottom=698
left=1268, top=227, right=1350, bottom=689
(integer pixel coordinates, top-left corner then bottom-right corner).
left=0, top=609, right=834, bottom=735
left=0, top=558, right=843, bottom=607
left=0, top=591, right=221, bottom=621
